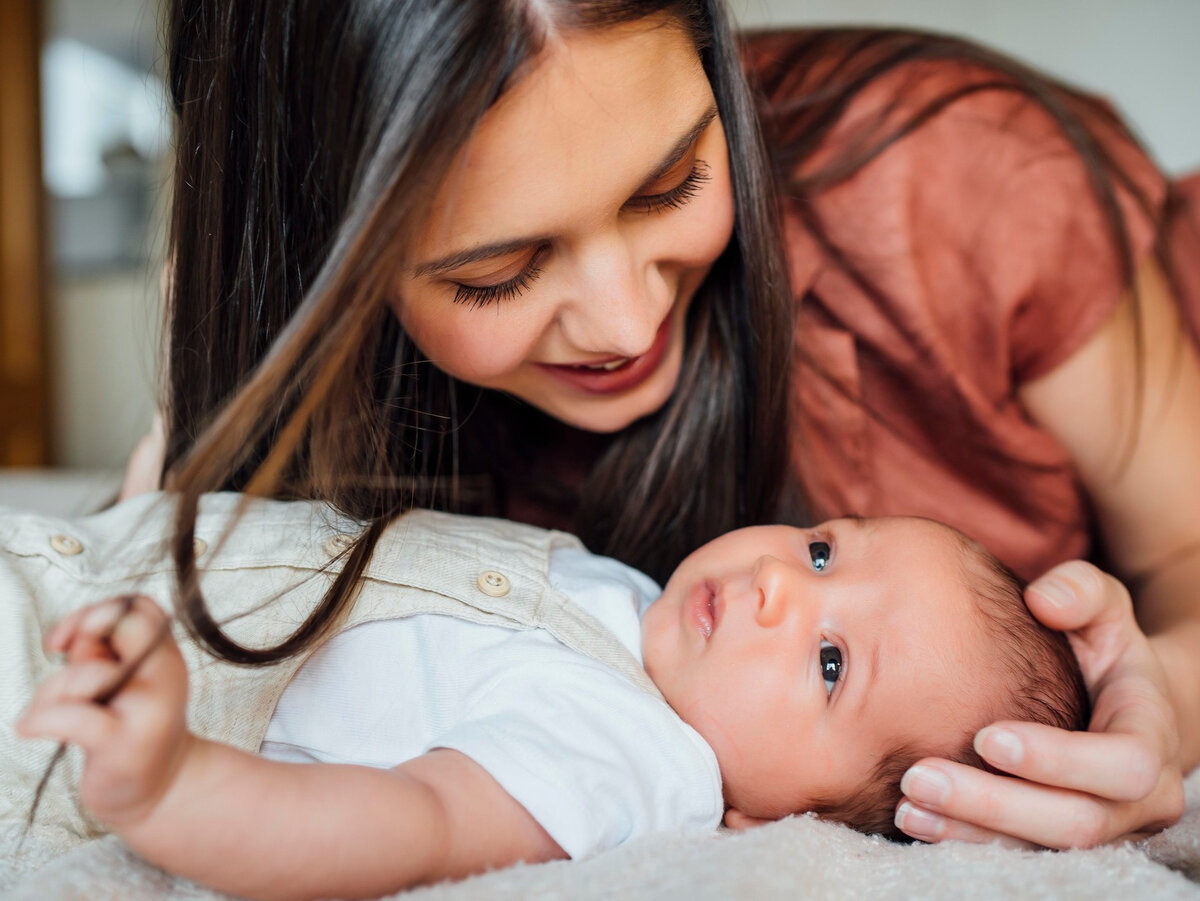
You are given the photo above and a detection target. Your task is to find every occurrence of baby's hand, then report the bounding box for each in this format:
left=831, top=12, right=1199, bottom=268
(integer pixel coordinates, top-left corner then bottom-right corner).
left=17, top=595, right=194, bottom=830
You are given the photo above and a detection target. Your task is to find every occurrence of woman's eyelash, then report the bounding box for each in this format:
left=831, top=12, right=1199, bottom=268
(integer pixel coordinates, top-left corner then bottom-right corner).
left=625, top=160, right=712, bottom=214
left=451, top=162, right=710, bottom=309
left=452, top=250, right=548, bottom=310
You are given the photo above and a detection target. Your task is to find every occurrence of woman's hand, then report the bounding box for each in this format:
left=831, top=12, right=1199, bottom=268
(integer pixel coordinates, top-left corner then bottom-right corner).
left=894, top=560, right=1185, bottom=848
left=16, top=595, right=195, bottom=831
left=118, top=413, right=166, bottom=501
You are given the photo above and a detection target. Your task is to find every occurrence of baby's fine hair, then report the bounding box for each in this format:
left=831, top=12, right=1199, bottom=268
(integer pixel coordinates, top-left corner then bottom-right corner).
left=812, top=528, right=1090, bottom=838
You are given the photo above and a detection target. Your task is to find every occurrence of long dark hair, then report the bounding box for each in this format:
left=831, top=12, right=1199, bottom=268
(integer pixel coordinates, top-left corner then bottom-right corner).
left=162, top=0, right=793, bottom=664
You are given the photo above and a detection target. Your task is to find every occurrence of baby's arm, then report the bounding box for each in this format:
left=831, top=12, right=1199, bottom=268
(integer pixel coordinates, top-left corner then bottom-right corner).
left=17, top=597, right=564, bottom=901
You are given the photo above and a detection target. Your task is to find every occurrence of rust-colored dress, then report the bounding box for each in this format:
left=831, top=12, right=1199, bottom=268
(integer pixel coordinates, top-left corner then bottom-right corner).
left=744, top=31, right=1200, bottom=580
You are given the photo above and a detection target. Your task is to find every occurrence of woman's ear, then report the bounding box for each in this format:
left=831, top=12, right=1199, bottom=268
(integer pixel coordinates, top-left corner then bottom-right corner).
left=722, top=808, right=775, bottom=831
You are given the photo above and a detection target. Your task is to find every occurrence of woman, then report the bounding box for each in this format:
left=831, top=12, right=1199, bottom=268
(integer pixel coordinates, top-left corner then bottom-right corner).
left=132, top=0, right=1199, bottom=849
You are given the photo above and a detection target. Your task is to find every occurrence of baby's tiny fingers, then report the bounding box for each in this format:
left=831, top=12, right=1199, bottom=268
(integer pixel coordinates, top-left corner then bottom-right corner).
left=30, top=660, right=124, bottom=708
left=44, top=604, right=97, bottom=655
left=107, top=597, right=170, bottom=653
left=17, top=701, right=118, bottom=753
left=78, top=595, right=142, bottom=636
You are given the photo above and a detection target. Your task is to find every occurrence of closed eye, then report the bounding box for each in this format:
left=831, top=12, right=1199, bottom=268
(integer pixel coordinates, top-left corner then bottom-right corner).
left=451, top=246, right=549, bottom=309
left=624, top=161, right=711, bottom=215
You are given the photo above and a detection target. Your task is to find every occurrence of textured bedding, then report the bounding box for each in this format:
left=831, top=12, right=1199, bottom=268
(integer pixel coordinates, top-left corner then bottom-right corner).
left=4, top=770, right=1199, bottom=900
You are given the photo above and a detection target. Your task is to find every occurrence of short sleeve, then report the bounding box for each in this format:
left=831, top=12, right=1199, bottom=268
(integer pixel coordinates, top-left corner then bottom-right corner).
left=431, top=654, right=722, bottom=860
left=773, top=49, right=1169, bottom=395
left=970, top=101, right=1167, bottom=382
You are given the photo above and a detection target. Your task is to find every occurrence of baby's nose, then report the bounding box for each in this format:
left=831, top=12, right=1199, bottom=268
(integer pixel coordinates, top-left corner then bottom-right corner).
left=751, top=555, right=806, bottom=629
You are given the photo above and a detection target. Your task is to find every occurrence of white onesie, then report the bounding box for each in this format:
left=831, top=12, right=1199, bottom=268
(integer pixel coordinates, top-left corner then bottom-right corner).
left=0, top=495, right=723, bottom=862
left=261, top=548, right=722, bottom=860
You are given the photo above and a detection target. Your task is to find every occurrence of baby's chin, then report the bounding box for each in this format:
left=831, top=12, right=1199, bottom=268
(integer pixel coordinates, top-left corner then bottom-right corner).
left=638, top=584, right=687, bottom=675
left=722, top=782, right=805, bottom=823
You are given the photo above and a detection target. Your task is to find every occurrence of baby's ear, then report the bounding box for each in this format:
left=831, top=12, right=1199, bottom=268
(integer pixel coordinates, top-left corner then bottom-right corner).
left=722, top=809, right=775, bottom=831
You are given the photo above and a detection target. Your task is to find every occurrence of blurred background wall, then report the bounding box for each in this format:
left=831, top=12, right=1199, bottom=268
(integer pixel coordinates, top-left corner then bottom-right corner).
left=41, top=0, right=168, bottom=474
left=2, top=0, right=1198, bottom=513
left=733, top=0, right=1200, bottom=175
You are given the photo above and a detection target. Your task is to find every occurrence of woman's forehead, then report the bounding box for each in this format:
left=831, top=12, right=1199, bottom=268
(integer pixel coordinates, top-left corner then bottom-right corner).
left=411, top=18, right=713, bottom=258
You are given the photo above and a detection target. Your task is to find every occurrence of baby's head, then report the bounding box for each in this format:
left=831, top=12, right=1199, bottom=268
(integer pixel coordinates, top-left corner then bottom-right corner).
left=641, top=516, right=1088, bottom=838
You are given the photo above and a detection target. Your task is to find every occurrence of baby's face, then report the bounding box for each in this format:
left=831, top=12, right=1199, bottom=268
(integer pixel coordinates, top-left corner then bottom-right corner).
left=641, top=517, right=996, bottom=820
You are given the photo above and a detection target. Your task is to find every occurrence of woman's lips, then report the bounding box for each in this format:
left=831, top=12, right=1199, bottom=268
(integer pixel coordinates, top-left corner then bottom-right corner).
left=536, top=314, right=672, bottom=395
left=687, top=580, right=721, bottom=641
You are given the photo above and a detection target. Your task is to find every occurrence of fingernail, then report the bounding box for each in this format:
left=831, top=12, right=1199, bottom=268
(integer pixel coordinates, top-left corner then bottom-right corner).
left=1035, top=576, right=1074, bottom=609
left=900, top=765, right=951, bottom=806
left=895, top=801, right=945, bottom=841
left=976, top=726, right=1024, bottom=768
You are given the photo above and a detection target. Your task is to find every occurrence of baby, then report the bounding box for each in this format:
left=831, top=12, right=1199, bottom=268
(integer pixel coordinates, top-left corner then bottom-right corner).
left=11, top=501, right=1086, bottom=900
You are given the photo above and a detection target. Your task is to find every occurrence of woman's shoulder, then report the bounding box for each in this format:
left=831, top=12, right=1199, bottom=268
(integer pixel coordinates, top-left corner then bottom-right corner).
left=742, top=27, right=1161, bottom=187
left=747, top=29, right=1167, bottom=370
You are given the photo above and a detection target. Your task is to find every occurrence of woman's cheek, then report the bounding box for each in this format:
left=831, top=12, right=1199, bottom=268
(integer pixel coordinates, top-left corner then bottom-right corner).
left=404, top=308, right=540, bottom=385
left=659, top=166, right=736, bottom=271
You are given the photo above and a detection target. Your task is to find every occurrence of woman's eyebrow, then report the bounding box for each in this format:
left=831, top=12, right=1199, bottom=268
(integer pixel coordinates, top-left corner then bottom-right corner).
left=412, top=103, right=719, bottom=279
left=412, top=236, right=552, bottom=278
left=632, top=103, right=719, bottom=193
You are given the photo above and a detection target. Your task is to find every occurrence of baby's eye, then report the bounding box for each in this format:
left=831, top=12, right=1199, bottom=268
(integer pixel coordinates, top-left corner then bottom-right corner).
left=808, top=540, right=831, bottom=571
left=819, top=641, right=843, bottom=695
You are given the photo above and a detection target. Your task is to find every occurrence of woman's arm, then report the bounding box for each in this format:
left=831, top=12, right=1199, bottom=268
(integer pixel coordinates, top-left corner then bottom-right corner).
left=118, top=413, right=166, bottom=500
left=896, top=257, right=1199, bottom=846
left=1022, top=256, right=1200, bottom=767
left=17, top=596, right=563, bottom=901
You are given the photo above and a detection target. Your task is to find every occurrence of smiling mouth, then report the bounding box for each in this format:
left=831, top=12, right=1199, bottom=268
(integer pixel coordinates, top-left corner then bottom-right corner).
left=536, top=314, right=673, bottom=396
left=571, top=358, right=630, bottom=372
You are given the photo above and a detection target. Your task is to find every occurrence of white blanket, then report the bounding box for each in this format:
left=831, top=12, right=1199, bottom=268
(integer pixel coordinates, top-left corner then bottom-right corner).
left=4, top=771, right=1199, bottom=900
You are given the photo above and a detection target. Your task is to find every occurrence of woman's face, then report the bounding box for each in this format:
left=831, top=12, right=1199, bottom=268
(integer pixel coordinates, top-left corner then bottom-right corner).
left=393, top=17, right=735, bottom=433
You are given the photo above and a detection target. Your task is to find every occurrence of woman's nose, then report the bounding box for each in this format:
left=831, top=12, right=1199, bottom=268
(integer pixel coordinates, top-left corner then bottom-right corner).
left=751, top=555, right=806, bottom=629
left=560, top=236, right=664, bottom=358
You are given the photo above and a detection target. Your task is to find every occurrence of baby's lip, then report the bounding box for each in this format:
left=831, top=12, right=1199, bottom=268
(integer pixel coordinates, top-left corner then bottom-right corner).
left=708, top=583, right=723, bottom=637
left=688, top=580, right=721, bottom=641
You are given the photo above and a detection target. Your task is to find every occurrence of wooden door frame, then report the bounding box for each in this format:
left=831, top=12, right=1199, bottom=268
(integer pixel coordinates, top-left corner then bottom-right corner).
left=0, top=0, right=49, bottom=466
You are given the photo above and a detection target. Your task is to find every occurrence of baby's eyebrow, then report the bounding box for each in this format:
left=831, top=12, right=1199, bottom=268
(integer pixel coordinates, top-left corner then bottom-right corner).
left=850, top=640, right=882, bottom=719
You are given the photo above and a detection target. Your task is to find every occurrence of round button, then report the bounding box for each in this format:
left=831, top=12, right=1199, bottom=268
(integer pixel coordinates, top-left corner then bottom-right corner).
left=324, top=534, right=355, bottom=556
left=476, top=570, right=511, bottom=598
left=49, top=534, right=84, bottom=556
left=192, top=538, right=208, bottom=557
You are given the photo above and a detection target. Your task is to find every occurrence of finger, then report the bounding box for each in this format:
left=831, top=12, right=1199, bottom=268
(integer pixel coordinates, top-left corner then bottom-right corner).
left=16, top=701, right=119, bottom=753
left=899, top=759, right=1119, bottom=849
left=106, top=597, right=171, bottom=662
left=974, top=722, right=1161, bottom=801
left=894, top=801, right=1039, bottom=849
left=29, top=660, right=126, bottom=708
left=1025, top=560, right=1131, bottom=633
left=77, top=595, right=139, bottom=638
left=44, top=603, right=102, bottom=655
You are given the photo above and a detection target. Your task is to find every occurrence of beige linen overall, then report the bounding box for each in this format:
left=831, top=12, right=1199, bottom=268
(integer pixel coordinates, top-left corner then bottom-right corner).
left=0, top=494, right=661, bottom=855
